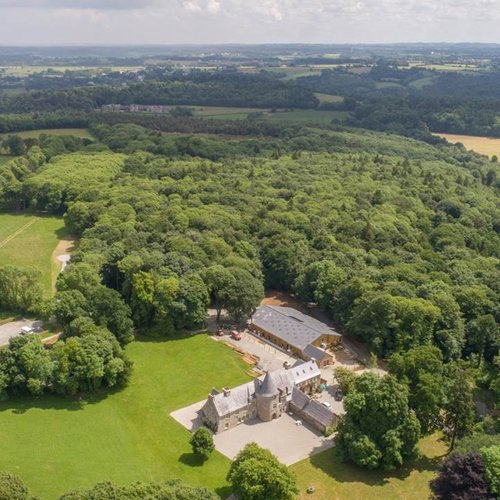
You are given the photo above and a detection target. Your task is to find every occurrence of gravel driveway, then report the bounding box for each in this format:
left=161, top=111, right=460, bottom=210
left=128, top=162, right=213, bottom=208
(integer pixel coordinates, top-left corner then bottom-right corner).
left=221, top=330, right=296, bottom=372
left=0, top=319, right=37, bottom=346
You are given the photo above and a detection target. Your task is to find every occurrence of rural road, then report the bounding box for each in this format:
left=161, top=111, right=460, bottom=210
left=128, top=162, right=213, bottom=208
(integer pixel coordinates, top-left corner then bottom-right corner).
left=0, top=319, right=36, bottom=346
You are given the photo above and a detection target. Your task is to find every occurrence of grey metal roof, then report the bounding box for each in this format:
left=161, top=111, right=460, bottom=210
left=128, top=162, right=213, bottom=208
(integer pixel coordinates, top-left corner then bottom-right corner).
left=251, top=305, right=341, bottom=351
left=291, top=387, right=336, bottom=428
left=303, top=343, right=331, bottom=362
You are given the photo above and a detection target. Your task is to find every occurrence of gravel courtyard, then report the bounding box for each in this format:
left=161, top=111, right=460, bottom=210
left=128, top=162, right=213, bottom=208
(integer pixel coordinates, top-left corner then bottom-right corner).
left=171, top=400, right=334, bottom=465
left=0, top=319, right=36, bottom=346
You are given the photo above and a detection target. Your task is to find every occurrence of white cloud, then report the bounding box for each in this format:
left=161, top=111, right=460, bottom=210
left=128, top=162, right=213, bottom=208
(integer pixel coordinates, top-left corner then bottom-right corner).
left=0, top=1, right=499, bottom=44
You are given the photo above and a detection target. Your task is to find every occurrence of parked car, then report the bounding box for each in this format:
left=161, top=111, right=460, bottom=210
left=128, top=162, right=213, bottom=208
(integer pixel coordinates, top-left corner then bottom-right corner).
left=20, top=326, right=34, bottom=335
left=321, top=401, right=332, bottom=409
left=216, top=329, right=224, bottom=337
left=334, top=389, right=344, bottom=401
left=231, top=330, right=241, bottom=340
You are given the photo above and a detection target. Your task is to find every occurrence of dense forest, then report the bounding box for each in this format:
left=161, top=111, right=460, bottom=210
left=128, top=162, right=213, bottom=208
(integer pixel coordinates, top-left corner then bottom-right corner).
left=0, top=72, right=318, bottom=113
left=0, top=123, right=498, bottom=405
left=298, top=65, right=500, bottom=140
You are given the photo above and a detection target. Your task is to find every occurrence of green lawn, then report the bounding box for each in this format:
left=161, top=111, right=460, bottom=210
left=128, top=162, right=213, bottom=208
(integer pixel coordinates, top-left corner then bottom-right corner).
left=0, top=335, right=252, bottom=499
left=0, top=214, right=68, bottom=294
left=291, top=433, right=448, bottom=500
left=0, top=128, right=92, bottom=140
left=314, top=93, right=343, bottom=104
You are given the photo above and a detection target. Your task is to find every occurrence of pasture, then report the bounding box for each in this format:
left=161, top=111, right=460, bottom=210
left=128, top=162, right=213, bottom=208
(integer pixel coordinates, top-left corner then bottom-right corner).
left=291, top=433, right=447, bottom=500
left=0, top=335, right=252, bottom=499
left=266, top=109, right=350, bottom=124
left=0, top=66, right=141, bottom=77
left=0, top=128, right=93, bottom=140
left=0, top=214, right=67, bottom=294
left=314, top=93, right=343, bottom=104
left=436, top=133, right=500, bottom=158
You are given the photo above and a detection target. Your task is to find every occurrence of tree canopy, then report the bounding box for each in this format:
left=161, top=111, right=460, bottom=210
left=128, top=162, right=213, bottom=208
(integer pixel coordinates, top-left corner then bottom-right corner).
left=336, top=373, right=421, bottom=470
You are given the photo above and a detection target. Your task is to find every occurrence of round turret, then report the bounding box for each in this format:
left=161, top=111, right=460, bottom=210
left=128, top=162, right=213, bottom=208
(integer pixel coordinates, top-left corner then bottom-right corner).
left=256, top=372, right=280, bottom=421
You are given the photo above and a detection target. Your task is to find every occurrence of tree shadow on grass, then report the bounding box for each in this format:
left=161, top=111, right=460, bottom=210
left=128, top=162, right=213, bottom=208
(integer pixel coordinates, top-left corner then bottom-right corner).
left=0, top=385, right=124, bottom=414
left=308, top=443, right=445, bottom=487
left=178, top=452, right=205, bottom=467
left=214, top=485, right=232, bottom=499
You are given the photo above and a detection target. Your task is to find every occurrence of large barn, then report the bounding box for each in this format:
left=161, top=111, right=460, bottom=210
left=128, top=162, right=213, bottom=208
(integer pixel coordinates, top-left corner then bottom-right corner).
left=249, top=305, right=342, bottom=367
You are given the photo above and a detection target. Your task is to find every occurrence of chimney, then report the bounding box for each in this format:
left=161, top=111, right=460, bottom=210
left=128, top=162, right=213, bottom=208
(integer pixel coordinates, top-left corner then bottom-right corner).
left=223, top=387, right=231, bottom=397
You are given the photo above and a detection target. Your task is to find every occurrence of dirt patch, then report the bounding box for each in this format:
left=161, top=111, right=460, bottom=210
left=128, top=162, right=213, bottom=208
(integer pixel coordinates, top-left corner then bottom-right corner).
left=51, top=236, right=77, bottom=293
left=261, top=291, right=313, bottom=312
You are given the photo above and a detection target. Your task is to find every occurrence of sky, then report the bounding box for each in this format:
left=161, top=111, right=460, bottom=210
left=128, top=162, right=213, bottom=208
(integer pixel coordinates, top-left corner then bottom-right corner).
left=0, top=1, right=499, bottom=46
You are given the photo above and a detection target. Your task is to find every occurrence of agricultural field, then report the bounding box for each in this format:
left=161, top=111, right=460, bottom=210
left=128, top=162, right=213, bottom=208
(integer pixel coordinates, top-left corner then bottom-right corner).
left=292, top=434, right=447, bottom=500
left=435, top=133, right=500, bottom=158
left=266, top=109, right=350, bottom=124
left=0, top=128, right=93, bottom=140
left=407, top=62, right=485, bottom=72
left=0, top=65, right=141, bottom=77
left=409, top=76, right=436, bottom=90
left=0, top=335, right=252, bottom=499
left=0, top=214, right=67, bottom=294
left=314, top=93, right=343, bottom=104
left=189, top=106, right=268, bottom=119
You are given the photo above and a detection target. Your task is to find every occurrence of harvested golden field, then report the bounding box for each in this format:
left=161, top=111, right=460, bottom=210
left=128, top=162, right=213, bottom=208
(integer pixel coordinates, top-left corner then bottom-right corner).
left=436, top=133, right=500, bottom=158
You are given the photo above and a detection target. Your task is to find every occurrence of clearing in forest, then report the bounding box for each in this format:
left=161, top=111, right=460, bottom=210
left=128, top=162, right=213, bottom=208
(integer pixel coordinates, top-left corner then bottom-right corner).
left=0, top=335, right=252, bottom=499
left=0, top=214, right=68, bottom=294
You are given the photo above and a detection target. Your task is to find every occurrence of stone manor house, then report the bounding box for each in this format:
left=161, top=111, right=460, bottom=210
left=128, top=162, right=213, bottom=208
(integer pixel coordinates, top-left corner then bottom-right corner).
left=200, top=359, right=337, bottom=434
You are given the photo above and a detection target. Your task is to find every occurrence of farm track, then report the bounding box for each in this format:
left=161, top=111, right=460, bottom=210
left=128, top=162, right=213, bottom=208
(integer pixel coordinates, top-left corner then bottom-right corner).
left=0, top=218, right=37, bottom=249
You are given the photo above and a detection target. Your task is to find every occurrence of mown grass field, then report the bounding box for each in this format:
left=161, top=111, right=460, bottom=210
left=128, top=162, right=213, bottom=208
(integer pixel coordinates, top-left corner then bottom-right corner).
left=0, top=332, right=449, bottom=499
left=0, top=128, right=93, bottom=140
left=436, top=133, right=500, bottom=158
left=314, top=93, right=343, bottom=104
left=0, top=214, right=67, bottom=294
left=0, top=335, right=252, bottom=499
left=292, top=434, right=447, bottom=500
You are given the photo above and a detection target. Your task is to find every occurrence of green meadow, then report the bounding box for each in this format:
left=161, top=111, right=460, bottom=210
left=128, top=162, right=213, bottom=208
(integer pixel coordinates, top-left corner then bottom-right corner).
left=0, top=214, right=67, bottom=294
left=0, top=335, right=252, bottom=499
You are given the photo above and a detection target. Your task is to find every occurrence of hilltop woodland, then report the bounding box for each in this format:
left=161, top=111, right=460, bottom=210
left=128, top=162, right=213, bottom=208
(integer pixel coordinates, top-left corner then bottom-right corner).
left=0, top=105, right=498, bottom=487
left=0, top=116, right=498, bottom=404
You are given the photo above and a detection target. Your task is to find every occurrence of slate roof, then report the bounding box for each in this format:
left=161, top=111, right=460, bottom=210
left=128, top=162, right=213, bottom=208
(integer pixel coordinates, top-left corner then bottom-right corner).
left=289, top=360, right=322, bottom=385
left=251, top=305, right=341, bottom=351
left=259, top=371, right=279, bottom=396
left=291, top=387, right=336, bottom=428
left=209, top=380, right=258, bottom=416
left=207, top=360, right=320, bottom=417
left=303, top=343, right=331, bottom=362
